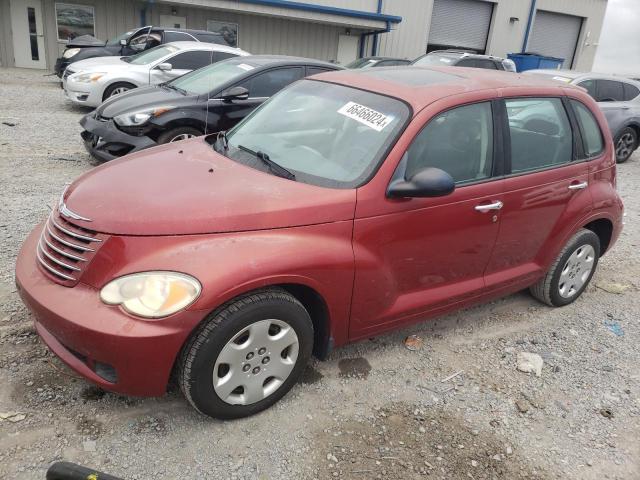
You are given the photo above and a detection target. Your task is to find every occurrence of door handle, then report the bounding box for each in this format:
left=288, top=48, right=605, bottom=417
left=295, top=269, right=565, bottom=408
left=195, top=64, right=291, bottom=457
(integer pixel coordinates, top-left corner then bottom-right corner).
left=568, top=181, right=588, bottom=190
left=474, top=201, right=503, bottom=212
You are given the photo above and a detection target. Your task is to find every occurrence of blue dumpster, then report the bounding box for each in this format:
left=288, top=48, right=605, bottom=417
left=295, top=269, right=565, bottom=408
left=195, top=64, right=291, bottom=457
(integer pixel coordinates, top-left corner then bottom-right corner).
left=507, top=53, right=565, bottom=72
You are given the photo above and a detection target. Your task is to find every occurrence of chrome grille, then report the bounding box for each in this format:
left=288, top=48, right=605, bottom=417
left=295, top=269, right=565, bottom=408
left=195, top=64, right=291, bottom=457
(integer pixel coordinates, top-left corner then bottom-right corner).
left=36, top=210, right=106, bottom=286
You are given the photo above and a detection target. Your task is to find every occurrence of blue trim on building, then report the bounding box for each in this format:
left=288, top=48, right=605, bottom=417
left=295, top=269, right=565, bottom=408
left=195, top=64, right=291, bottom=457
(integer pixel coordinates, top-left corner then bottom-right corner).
left=236, top=0, right=402, bottom=24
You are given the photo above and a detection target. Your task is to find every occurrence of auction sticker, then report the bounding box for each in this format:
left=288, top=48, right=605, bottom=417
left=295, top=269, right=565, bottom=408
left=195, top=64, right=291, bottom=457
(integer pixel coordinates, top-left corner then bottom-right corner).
left=237, top=63, right=255, bottom=71
left=337, top=102, right=393, bottom=132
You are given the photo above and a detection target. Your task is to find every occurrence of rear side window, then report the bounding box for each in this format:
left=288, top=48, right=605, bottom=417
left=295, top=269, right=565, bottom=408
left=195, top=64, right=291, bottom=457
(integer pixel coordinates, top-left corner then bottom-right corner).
left=240, top=67, right=304, bottom=97
left=623, top=83, right=640, bottom=101
left=506, top=98, right=572, bottom=173
left=307, top=66, right=333, bottom=76
left=405, top=102, right=494, bottom=184
left=213, top=51, right=237, bottom=63
left=163, top=31, right=195, bottom=43
left=577, top=80, right=597, bottom=99
left=597, top=80, right=625, bottom=102
left=570, top=100, right=604, bottom=157
left=167, top=51, right=214, bottom=70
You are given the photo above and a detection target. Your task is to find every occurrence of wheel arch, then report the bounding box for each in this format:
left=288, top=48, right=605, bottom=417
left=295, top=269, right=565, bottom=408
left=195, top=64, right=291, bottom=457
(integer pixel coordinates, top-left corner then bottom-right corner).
left=583, top=217, right=614, bottom=256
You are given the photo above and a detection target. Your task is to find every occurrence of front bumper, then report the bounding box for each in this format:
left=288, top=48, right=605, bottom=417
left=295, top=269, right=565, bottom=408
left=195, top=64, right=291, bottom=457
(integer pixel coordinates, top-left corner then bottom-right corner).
left=64, top=77, right=103, bottom=108
left=15, top=224, right=205, bottom=397
left=80, top=114, right=156, bottom=161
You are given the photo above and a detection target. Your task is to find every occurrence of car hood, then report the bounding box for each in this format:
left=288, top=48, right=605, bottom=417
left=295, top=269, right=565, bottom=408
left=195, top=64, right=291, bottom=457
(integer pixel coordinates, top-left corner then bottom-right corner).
left=70, top=56, right=137, bottom=72
left=61, top=138, right=356, bottom=236
left=66, top=34, right=105, bottom=47
left=96, top=85, right=189, bottom=118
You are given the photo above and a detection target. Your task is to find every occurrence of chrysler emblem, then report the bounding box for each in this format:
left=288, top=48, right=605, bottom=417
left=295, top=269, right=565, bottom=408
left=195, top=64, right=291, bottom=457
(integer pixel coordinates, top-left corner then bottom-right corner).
left=59, top=201, right=92, bottom=222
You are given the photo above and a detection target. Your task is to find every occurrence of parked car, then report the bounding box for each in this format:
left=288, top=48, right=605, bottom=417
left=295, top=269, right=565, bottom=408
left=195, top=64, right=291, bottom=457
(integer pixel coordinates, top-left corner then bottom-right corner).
left=63, top=42, right=249, bottom=108
left=55, top=25, right=230, bottom=77
left=346, top=56, right=411, bottom=68
left=79, top=55, right=342, bottom=161
left=412, top=50, right=516, bottom=72
left=16, top=67, right=623, bottom=419
left=524, top=70, right=640, bottom=163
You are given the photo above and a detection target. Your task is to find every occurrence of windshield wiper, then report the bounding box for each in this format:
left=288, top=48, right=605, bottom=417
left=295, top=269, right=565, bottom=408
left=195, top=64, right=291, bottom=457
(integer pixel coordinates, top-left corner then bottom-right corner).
left=237, top=144, right=295, bottom=181
left=163, top=83, right=187, bottom=95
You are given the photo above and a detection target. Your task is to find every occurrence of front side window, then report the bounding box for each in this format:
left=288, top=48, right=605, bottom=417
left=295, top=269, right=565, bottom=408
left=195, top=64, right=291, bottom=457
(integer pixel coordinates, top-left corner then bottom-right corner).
left=506, top=98, right=572, bottom=173
left=570, top=100, right=604, bottom=157
left=166, top=51, right=214, bottom=70
left=125, top=44, right=179, bottom=65
left=405, top=102, right=494, bottom=184
left=239, top=67, right=304, bottom=98
left=223, top=80, right=410, bottom=188
left=596, top=80, right=624, bottom=102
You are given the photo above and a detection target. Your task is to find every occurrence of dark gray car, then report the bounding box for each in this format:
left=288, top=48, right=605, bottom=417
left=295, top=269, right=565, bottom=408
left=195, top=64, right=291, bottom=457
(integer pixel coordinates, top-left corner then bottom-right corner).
left=525, top=70, right=640, bottom=163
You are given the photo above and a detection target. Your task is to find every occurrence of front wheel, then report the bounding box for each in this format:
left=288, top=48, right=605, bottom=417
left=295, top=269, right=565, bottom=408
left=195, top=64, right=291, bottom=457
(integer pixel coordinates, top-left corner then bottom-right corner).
left=102, top=82, right=136, bottom=101
left=157, top=126, right=202, bottom=144
left=530, top=229, right=600, bottom=307
left=614, top=127, right=637, bottom=163
left=178, top=289, right=313, bottom=419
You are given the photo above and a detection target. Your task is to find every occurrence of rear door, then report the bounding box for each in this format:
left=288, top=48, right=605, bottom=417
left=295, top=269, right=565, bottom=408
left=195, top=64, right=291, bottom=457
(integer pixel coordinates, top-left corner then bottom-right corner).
left=484, top=96, right=592, bottom=294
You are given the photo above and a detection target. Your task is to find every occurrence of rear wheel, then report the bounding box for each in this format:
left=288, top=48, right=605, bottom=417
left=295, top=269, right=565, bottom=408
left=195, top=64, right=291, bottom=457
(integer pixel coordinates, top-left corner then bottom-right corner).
left=614, top=127, right=637, bottom=163
left=102, top=82, right=136, bottom=101
left=530, top=229, right=600, bottom=307
left=157, top=126, right=202, bottom=144
left=178, top=289, right=313, bottom=419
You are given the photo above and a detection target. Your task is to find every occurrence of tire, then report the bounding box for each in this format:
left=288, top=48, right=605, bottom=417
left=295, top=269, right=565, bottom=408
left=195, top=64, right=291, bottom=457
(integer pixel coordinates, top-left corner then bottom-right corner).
left=178, top=288, right=314, bottom=419
left=102, top=82, right=136, bottom=101
left=530, top=229, right=600, bottom=307
left=614, top=127, right=637, bottom=163
left=157, top=126, right=202, bottom=144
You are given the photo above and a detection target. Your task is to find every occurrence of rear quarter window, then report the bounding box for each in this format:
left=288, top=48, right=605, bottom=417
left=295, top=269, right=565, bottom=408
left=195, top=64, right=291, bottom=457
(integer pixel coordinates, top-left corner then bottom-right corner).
left=570, top=100, right=604, bottom=157
left=623, top=83, right=640, bottom=101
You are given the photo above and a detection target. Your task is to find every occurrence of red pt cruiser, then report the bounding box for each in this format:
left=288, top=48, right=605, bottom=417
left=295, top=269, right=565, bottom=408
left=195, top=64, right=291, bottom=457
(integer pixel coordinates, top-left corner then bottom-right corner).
left=16, top=67, right=624, bottom=418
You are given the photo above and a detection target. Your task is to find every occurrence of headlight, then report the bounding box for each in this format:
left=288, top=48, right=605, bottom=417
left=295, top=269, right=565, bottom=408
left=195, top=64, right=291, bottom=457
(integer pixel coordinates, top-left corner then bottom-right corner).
left=113, top=106, right=175, bottom=127
left=100, top=272, right=201, bottom=318
left=62, top=48, right=81, bottom=59
left=73, top=72, right=107, bottom=83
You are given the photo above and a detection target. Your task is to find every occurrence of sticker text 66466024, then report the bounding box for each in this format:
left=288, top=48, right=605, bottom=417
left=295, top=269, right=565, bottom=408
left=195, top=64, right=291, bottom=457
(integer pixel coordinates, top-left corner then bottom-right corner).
left=337, top=102, right=393, bottom=132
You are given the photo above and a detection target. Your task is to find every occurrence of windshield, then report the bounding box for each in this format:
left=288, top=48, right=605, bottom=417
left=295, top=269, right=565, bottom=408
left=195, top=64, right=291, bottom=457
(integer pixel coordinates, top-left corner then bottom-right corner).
left=412, top=53, right=459, bottom=66
left=224, top=80, right=410, bottom=188
left=169, top=60, right=256, bottom=95
left=125, top=45, right=179, bottom=65
left=107, top=29, right=135, bottom=46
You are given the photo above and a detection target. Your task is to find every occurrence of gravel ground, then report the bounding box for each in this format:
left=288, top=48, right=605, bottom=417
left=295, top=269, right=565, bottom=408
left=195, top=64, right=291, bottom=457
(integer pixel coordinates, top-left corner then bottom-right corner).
left=1, top=68, right=639, bottom=480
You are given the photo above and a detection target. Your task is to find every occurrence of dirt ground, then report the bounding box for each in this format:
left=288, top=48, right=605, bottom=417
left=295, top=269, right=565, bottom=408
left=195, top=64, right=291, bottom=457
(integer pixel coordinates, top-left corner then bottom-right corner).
left=1, top=68, right=639, bottom=480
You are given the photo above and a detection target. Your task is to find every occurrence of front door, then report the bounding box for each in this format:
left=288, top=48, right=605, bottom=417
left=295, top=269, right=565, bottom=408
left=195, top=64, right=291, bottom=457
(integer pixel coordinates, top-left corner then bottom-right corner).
left=351, top=101, right=503, bottom=338
left=10, top=0, right=46, bottom=69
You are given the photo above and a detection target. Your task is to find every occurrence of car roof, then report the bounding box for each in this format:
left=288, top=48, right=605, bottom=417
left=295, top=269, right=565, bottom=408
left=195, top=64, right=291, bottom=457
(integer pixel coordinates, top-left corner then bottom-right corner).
left=228, top=54, right=342, bottom=69
left=162, top=41, right=247, bottom=54
left=144, top=26, right=221, bottom=35
left=426, top=50, right=507, bottom=61
left=526, top=70, right=640, bottom=86
left=312, top=66, right=580, bottom=111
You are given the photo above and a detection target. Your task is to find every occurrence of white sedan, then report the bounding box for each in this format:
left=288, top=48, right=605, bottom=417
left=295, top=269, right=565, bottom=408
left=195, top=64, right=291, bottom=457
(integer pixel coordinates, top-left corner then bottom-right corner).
left=63, top=41, right=249, bottom=107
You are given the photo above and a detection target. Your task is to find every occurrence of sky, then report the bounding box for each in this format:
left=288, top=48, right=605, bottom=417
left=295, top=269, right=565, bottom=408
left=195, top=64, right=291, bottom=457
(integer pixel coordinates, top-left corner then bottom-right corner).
left=592, top=0, right=640, bottom=75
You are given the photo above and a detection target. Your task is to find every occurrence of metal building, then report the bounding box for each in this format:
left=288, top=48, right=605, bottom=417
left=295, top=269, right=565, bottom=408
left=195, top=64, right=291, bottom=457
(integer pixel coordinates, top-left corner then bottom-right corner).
left=0, top=0, right=608, bottom=71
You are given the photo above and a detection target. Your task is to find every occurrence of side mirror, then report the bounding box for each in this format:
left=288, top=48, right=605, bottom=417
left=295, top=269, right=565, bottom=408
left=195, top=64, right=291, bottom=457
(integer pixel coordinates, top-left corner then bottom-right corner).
left=387, top=167, right=455, bottom=198
left=157, top=63, right=172, bottom=71
left=220, top=86, right=249, bottom=102
left=119, top=39, right=127, bottom=46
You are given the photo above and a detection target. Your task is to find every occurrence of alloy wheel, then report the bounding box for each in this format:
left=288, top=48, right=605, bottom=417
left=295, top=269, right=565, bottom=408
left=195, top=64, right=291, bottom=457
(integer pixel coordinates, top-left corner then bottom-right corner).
left=109, top=86, right=130, bottom=97
left=558, top=244, right=595, bottom=298
left=616, top=132, right=635, bottom=160
left=213, top=319, right=299, bottom=405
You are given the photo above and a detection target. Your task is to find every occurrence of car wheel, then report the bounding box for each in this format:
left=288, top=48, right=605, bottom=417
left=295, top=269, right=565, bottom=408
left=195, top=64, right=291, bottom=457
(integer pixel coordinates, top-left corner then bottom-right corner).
left=178, top=288, right=313, bottom=419
left=157, top=127, right=203, bottom=144
left=102, top=82, right=136, bottom=101
left=530, top=229, right=600, bottom=307
left=614, top=127, right=637, bottom=163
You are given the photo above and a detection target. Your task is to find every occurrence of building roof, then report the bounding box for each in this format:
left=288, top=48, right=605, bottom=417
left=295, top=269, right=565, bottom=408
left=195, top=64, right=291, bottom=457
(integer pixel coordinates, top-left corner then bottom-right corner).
left=313, top=66, right=581, bottom=112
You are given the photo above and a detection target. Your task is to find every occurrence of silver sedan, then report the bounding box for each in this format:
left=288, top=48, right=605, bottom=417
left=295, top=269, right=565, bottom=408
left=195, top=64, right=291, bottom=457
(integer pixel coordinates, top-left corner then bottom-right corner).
left=63, top=41, right=249, bottom=108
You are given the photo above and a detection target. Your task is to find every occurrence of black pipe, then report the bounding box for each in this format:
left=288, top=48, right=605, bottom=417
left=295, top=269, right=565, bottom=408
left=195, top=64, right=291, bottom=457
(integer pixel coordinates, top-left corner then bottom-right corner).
left=46, top=462, right=124, bottom=480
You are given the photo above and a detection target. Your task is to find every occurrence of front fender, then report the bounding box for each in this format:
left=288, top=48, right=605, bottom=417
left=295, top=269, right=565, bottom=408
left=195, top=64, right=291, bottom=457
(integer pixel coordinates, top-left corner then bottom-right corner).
left=81, top=221, right=355, bottom=348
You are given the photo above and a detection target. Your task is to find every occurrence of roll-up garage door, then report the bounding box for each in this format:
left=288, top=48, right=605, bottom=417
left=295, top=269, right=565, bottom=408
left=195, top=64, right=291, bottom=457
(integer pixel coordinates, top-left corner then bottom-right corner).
left=427, top=0, right=494, bottom=53
left=529, top=10, right=583, bottom=68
